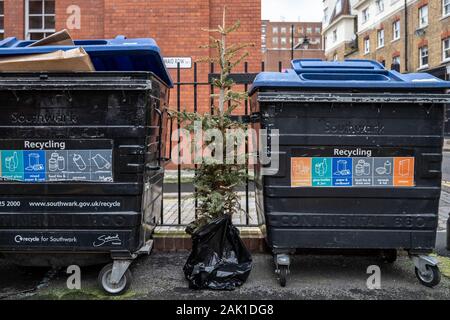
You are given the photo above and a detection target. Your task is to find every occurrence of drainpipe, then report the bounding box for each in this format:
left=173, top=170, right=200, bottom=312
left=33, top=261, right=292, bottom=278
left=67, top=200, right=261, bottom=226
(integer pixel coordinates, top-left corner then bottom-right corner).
left=291, top=24, right=295, bottom=61
left=404, top=0, right=409, bottom=72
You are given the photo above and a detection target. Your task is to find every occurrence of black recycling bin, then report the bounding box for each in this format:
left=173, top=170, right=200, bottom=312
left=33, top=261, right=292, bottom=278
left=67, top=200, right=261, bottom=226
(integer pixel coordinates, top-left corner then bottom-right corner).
left=0, top=37, right=173, bottom=295
left=249, top=59, right=450, bottom=287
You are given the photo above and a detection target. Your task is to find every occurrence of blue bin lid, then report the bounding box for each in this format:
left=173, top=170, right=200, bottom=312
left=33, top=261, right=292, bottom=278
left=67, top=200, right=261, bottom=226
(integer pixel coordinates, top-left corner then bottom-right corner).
left=250, top=59, right=450, bottom=94
left=0, top=35, right=173, bottom=87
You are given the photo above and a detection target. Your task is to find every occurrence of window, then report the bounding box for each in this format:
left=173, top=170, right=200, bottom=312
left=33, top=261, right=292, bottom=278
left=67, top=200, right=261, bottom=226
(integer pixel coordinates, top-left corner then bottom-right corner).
left=273, top=27, right=278, bottom=34
left=444, top=0, right=450, bottom=17
left=26, top=0, right=55, bottom=40
left=298, top=27, right=304, bottom=34
left=362, top=8, right=370, bottom=23
left=392, top=56, right=401, bottom=65
left=315, top=27, right=321, bottom=33
left=377, top=29, right=385, bottom=48
left=376, top=0, right=385, bottom=13
left=272, top=37, right=278, bottom=45
left=364, top=37, right=370, bottom=54
left=0, top=1, right=4, bottom=40
left=307, top=27, right=312, bottom=34
left=393, top=20, right=401, bottom=40
left=336, top=0, right=342, bottom=14
left=333, top=29, right=337, bottom=42
left=281, top=27, right=286, bottom=34
left=418, top=5, right=428, bottom=28
left=419, top=46, right=429, bottom=68
left=324, top=8, right=329, bottom=23
left=333, top=53, right=338, bottom=61
left=281, top=37, right=287, bottom=45
left=443, top=37, right=450, bottom=61
left=392, top=56, right=401, bottom=71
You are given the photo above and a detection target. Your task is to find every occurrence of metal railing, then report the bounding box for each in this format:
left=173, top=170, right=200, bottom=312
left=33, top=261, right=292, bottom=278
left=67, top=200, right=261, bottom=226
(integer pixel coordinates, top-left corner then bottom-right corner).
left=161, top=61, right=282, bottom=227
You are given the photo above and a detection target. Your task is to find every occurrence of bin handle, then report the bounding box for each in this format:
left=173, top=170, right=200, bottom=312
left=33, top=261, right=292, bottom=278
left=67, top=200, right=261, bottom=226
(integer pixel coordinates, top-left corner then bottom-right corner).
left=250, top=112, right=261, bottom=122
left=167, top=110, right=173, bottom=162
left=155, top=107, right=164, bottom=165
left=146, top=163, right=161, bottom=171
left=155, top=106, right=172, bottom=163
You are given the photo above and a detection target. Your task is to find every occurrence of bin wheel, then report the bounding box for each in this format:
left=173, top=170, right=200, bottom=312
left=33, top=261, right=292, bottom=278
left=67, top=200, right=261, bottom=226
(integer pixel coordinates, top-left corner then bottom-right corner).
left=381, top=250, right=397, bottom=264
left=415, top=265, right=441, bottom=288
left=278, top=266, right=288, bottom=287
left=98, top=263, right=133, bottom=295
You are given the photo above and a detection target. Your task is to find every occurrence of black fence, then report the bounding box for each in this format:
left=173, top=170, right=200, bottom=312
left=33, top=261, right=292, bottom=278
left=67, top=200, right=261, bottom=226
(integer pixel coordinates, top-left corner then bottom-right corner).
left=161, top=61, right=272, bottom=227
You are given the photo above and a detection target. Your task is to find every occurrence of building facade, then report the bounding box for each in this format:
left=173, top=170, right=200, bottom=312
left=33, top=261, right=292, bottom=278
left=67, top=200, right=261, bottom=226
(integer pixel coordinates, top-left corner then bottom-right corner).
left=262, top=20, right=324, bottom=71
left=322, top=0, right=358, bottom=61
left=323, top=0, right=450, bottom=79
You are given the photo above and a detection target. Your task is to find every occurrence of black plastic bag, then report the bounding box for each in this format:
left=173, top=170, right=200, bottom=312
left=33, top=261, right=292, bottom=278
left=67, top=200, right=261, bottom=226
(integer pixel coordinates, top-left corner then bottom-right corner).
left=183, top=215, right=252, bottom=290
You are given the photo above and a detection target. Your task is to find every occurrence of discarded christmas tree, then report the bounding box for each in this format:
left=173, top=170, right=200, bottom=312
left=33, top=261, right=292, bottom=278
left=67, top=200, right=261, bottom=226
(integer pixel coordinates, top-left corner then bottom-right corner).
left=173, top=7, right=254, bottom=233
left=175, top=7, right=254, bottom=290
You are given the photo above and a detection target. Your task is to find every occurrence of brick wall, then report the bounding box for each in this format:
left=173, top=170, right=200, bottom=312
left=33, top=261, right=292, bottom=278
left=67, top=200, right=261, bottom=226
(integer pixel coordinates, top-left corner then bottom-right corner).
left=263, top=20, right=324, bottom=71
left=3, top=0, right=261, bottom=115
left=347, top=16, right=406, bottom=72
left=4, top=0, right=24, bottom=38
left=55, top=0, right=104, bottom=39
left=210, top=1, right=262, bottom=74
left=100, top=1, right=213, bottom=115
left=325, top=41, right=357, bottom=61
left=265, top=21, right=323, bottom=50
left=344, top=0, right=449, bottom=74
left=265, top=49, right=325, bottom=71
left=408, top=0, right=449, bottom=72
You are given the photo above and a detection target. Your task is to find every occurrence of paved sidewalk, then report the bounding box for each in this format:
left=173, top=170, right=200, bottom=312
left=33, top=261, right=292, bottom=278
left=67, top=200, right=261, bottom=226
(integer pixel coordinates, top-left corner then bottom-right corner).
left=163, top=192, right=257, bottom=226
left=0, top=177, right=449, bottom=300
left=1, top=252, right=450, bottom=300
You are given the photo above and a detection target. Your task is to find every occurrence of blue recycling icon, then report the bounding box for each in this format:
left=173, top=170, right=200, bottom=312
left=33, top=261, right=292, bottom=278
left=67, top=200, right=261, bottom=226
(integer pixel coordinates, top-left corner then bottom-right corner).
left=332, top=158, right=353, bottom=186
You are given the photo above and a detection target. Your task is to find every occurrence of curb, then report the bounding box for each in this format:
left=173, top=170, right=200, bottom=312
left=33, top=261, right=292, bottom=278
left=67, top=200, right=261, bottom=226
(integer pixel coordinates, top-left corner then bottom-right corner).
left=154, top=225, right=263, bottom=237
left=153, top=225, right=266, bottom=253
left=444, top=139, right=450, bottom=152
left=443, top=182, right=450, bottom=193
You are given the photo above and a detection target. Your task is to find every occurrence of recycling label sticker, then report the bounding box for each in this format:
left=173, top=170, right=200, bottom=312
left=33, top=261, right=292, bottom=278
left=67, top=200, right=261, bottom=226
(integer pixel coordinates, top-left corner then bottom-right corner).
left=312, top=157, right=332, bottom=187
left=0, top=140, right=113, bottom=183
left=290, top=147, right=415, bottom=188
left=332, top=158, right=353, bottom=187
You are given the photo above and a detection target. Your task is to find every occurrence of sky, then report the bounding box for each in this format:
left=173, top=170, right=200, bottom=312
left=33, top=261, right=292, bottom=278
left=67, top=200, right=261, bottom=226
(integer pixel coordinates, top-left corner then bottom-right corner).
left=261, top=0, right=323, bottom=22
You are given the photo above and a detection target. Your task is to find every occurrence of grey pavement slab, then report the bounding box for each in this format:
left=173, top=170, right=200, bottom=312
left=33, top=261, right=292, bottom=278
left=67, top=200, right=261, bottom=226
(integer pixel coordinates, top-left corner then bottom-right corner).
left=163, top=193, right=257, bottom=226
left=1, top=253, right=450, bottom=300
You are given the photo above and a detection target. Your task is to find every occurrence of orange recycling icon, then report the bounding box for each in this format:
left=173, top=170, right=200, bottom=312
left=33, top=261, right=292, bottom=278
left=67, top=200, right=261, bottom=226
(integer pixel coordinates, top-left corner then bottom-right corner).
left=393, top=157, right=414, bottom=187
left=291, top=158, right=312, bottom=187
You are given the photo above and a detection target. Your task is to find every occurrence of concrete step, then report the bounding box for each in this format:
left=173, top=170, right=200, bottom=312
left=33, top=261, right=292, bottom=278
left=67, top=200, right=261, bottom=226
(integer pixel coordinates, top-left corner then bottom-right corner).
left=153, top=225, right=266, bottom=253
